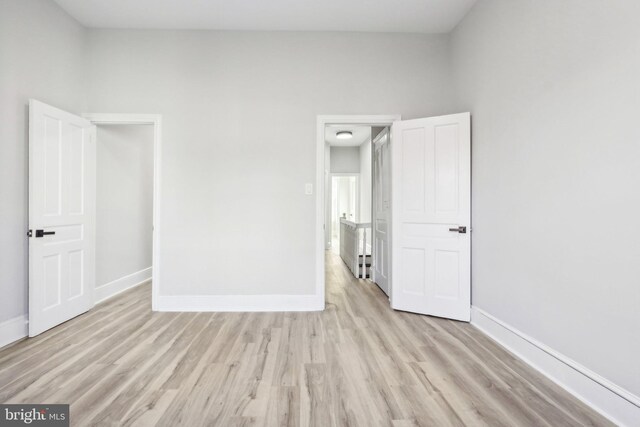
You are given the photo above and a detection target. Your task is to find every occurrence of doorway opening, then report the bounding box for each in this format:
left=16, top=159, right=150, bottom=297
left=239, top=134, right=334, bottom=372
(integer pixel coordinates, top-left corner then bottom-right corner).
left=316, top=113, right=471, bottom=322
left=316, top=115, right=400, bottom=310
left=84, top=114, right=162, bottom=311
left=324, top=124, right=391, bottom=290
left=94, top=124, right=154, bottom=305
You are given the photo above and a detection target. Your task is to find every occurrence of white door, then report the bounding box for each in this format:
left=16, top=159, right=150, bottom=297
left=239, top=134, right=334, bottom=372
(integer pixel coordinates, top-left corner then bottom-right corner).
left=29, top=99, right=96, bottom=336
left=391, top=113, right=471, bottom=321
left=372, top=128, right=391, bottom=296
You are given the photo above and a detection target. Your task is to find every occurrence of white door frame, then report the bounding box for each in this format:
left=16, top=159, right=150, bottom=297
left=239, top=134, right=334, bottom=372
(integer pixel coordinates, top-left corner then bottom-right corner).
left=316, top=115, right=400, bottom=308
left=83, top=113, right=162, bottom=311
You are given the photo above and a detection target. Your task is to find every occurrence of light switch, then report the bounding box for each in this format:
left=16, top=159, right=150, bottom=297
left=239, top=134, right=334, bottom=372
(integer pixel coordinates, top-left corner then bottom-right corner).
left=305, top=183, right=313, bottom=195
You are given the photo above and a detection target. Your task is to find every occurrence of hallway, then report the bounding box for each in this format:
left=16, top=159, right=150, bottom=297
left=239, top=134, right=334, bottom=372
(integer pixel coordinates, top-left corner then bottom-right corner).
left=0, top=252, right=610, bottom=426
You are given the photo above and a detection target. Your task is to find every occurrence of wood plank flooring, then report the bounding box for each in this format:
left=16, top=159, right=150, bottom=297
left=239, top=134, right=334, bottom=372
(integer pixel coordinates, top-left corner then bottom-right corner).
left=0, top=252, right=612, bottom=426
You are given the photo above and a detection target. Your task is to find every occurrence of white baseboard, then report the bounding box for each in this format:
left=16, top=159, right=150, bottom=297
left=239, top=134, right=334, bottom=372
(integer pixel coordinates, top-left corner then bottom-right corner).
left=155, top=294, right=323, bottom=312
left=95, top=267, right=152, bottom=304
left=471, top=306, right=640, bottom=427
left=0, top=315, right=28, bottom=350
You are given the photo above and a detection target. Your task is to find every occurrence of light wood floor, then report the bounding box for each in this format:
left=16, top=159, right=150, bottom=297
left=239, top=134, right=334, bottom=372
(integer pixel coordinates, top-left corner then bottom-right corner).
left=0, top=252, right=612, bottom=426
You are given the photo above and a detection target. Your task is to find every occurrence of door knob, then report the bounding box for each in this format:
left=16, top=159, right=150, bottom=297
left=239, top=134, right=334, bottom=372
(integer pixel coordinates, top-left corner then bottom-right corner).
left=448, top=226, right=467, bottom=234
left=35, top=229, right=56, bottom=238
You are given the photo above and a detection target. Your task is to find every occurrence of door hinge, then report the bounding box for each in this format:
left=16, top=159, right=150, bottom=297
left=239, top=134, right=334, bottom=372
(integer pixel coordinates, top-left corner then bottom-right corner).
left=27, top=229, right=32, bottom=237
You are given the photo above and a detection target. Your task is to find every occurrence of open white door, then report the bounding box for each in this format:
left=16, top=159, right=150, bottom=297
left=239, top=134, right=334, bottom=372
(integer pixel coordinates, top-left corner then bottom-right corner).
left=29, top=99, right=96, bottom=336
left=391, top=113, right=471, bottom=321
left=372, top=128, right=391, bottom=296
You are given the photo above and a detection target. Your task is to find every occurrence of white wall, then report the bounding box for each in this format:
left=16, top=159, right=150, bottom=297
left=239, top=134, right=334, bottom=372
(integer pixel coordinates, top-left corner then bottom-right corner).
left=451, top=0, right=640, bottom=415
left=324, top=142, right=331, bottom=248
left=358, top=137, right=372, bottom=252
left=96, top=125, right=153, bottom=299
left=86, top=30, right=454, bottom=298
left=330, top=146, right=360, bottom=174
left=358, top=138, right=372, bottom=223
left=0, top=0, right=86, bottom=324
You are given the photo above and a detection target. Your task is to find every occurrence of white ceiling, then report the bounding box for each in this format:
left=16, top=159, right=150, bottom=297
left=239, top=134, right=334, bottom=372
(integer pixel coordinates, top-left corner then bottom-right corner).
left=325, top=125, right=371, bottom=147
left=53, top=0, right=476, bottom=33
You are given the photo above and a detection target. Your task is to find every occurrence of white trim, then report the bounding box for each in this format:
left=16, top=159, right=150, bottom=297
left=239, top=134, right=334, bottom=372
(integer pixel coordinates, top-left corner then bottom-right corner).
left=156, top=294, right=323, bottom=312
left=0, top=315, right=28, bottom=350
left=316, top=115, right=400, bottom=309
left=82, top=113, right=161, bottom=126
left=329, top=173, right=362, bottom=176
left=471, top=306, right=640, bottom=427
left=83, top=113, right=162, bottom=311
left=95, top=267, right=152, bottom=304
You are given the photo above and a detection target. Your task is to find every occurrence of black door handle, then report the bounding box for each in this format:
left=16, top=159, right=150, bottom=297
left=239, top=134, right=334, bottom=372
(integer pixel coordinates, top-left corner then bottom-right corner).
left=35, top=229, right=55, bottom=238
left=448, top=226, right=467, bottom=234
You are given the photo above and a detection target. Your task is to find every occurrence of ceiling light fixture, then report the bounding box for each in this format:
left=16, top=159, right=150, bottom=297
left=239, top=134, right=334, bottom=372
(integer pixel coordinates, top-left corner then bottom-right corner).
left=336, top=131, right=353, bottom=140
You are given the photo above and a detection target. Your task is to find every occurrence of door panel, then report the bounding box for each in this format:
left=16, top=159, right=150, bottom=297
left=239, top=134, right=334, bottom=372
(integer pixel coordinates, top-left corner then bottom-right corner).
left=29, top=99, right=96, bottom=336
left=372, top=128, right=391, bottom=295
left=401, top=128, right=426, bottom=214
left=391, top=113, right=471, bottom=321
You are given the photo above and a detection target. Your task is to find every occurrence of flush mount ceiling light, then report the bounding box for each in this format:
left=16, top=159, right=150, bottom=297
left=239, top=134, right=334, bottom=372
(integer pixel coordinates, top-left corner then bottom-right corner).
left=336, top=131, right=353, bottom=140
